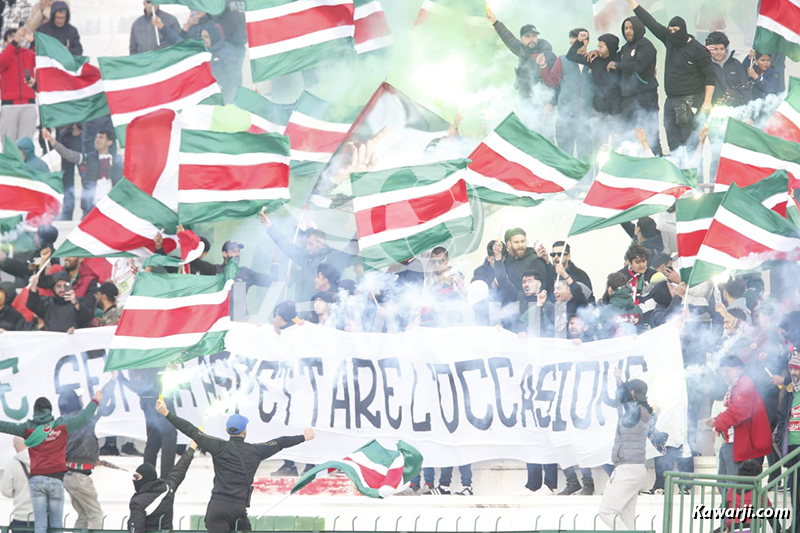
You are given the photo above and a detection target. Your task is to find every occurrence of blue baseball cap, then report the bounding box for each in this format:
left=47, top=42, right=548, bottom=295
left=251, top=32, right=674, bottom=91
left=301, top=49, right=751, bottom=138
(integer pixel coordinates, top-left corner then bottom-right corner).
left=226, top=414, right=248, bottom=435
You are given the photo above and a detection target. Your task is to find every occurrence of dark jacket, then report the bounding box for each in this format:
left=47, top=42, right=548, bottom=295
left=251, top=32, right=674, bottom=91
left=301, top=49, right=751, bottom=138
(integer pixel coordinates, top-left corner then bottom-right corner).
left=545, top=261, right=593, bottom=304
left=493, top=260, right=553, bottom=335
left=622, top=221, right=664, bottom=262
left=25, top=288, right=93, bottom=332
left=0, top=399, right=98, bottom=476
left=166, top=412, right=305, bottom=506
left=0, top=41, right=35, bottom=104
left=633, top=6, right=715, bottom=98
left=566, top=39, right=621, bottom=115
left=743, top=56, right=783, bottom=99
left=492, top=21, right=557, bottom=100
left=712, top=51, right=752, bottom=106
left=52, top=142, right=123, bottom=191
left=647, top=281, right=682, bottom=328
left=60, top=380, right=115, bottom=470
left=618, top=16, right=658, bottom=98
left=0, top=282, right=26, bottom=331
left=501, top=247, right=549, bottom=300
left=39, top=261, right=99, bottom=310
left=598, top=285, right=642, bottom=338
left=16, top=138, right=49, bottom=173
left=775, top=384, right=800, bottom=457
left=129, top=9, right=181, bottom=55
left=128, top=447, right=195, bottom=532
left=212, top=0, right=247, bottom=47
left=36, top=1, right=82, bottom=55
left=209, top=37, right=243, bottom=105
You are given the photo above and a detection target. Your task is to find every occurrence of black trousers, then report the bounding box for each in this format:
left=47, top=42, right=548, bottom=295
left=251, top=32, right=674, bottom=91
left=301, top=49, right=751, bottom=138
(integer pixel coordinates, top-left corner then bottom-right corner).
left=205, top=498, right=251, bottom=533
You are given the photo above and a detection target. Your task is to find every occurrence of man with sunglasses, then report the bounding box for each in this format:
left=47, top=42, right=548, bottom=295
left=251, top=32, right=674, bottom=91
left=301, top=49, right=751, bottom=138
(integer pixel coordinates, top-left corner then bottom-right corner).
left=538, top=241, right=594, bottom=304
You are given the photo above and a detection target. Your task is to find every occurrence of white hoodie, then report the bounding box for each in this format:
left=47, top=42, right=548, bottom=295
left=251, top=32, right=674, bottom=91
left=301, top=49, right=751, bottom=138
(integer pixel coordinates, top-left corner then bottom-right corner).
left=1, top=449, right=32, bottom=522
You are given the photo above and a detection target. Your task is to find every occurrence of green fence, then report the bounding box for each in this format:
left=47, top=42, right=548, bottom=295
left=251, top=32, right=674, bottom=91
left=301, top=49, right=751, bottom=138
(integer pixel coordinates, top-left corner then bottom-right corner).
left=663, top=446, right=800, bottom=532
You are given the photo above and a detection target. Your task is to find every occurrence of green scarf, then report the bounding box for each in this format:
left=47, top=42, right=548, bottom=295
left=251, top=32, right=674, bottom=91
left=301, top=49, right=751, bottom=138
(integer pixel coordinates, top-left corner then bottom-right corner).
left=24, top=422, right=53, bottom=448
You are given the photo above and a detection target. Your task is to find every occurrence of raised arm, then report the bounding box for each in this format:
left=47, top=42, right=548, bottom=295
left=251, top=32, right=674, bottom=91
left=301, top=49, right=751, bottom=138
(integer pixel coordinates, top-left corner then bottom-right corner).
left=566, top=39, right=590, bottom=65
left=492, top=21, right=528, bottom=58
left=164, top=442, right=196, bottom=491
left=63, top=391, right=100, bottom=432
left=260, top=213, right=308, bottom=264
left=255, top=428, right=313, bottom=460
left=631, top=4, right=668, bottom=45
left=158, top=400, right=224, bottom=455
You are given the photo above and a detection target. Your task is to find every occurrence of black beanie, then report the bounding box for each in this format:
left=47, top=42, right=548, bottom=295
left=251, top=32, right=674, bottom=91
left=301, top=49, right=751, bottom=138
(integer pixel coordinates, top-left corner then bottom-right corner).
left=134, top=463, right=158, bottom=492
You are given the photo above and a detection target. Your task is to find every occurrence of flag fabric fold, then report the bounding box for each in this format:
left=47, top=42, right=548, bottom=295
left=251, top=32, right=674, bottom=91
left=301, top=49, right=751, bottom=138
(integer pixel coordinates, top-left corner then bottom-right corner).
left=688, top=184, right=800, bottom=287
left=105, top=262, right=238, bottom=371
left=291, top=440, right=422, bottom=498
left=754, top=0, right=800, bottom=62
left=465, top=112, right=589, bottom=206
left=99, top=40, right=220, bottom=145
left=764, top=83, right=800, bottom=143
left=569, top=152, right=694, bottom=236
left=0, top=140, right=63, bottom=221
left=142, top=229, right=205, bottom=270
left=54, top=178, right=178, bottom=258
left=353, top=0, right=391, bottom=54
left=245, top=0, right=356, bottom=82
left=233, top=86, right=296, bottom=134
left=152, top=0, right=226, bottom=15
left=352, top=159, right=473, bottom=270
left=35, top=33, right=109, bottom=128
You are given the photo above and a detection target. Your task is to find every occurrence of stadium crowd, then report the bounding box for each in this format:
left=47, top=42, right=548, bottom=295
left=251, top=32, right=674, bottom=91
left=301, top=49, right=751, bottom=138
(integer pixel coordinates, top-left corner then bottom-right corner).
left=0, top=0, right=799, bottom=531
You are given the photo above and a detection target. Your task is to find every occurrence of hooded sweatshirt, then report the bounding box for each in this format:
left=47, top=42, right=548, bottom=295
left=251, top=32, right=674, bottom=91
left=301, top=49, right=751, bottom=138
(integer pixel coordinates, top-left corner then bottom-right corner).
left=599, top=285, right=642, bottom=338
left=36, top=1, right=82, bottom=56
left=633, top=6, right=715, bottom=98
left=128, top=448, right=195, bottom=532
left=0, top=448, right=32, bottom=521
left=566, top=33, right=622, bottom=115
left=0, top=282, right=26, bottom=331
left=0, top=399, right=98, bottom=477
left=16, top=138, right=49, bottom=173
left=206, top=24, right=243, bottom=105
left=618, top=16, right=659, bottom=98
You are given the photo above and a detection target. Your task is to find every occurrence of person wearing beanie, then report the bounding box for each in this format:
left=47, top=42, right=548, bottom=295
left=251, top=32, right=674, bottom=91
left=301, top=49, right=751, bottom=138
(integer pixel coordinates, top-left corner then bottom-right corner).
left=26, top=269, right=94, bottom=332
left=624, top=0, right=716, bottom=153
left=128, top=441, right=198, bottom=533
left=705, top=31, right=751, bottom=107
left=599, top=369, right=667, bottom=529
left=705, top=355, right=772, bottom=479
left=95, top=281, right=120, bottom=326
left=59, top=381, right=116, bottom=530
left=155, top=401, right=314, bottom=533
left=0, top=390, right=103, bottom=533
left=774, top=350, right=800, bottom=532
left=566, top=32, right=622, bottom=117
left=484, top=5, right=557, bottom=102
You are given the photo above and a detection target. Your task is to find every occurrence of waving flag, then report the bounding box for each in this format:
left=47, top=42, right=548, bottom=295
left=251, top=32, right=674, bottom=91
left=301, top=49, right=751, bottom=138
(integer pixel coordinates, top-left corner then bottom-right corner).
left=716, top=119, right=800, bottom=192
left=105, top=262, right=238, bottom=371
left=36, top=33, right=109, bottom=128
left=285, top=91, right=362, bottom=178
left=246, top=0, right=356, bottom=82
left=465, top=112, right=588, bottom=206
left=689, top=184, right=800, bottom=287
left=292, top=440, right=422, bottom=498
left=569, top=152, right=694, bottom=236
left=754, top=0, right=800, bottom=62
left=353, top=159, right=473, bottom=270
left=353, top=0, right=391, bottom=54
left=0, top=146, right=62, bottom=221
left=233, top=87, right=296, bottom=134
left=99, top=40, right=220, bottom=145
left=54, top=179, right=178, bottom=258
left=152, top=0, right=226, bottom=15
left=178, top=129, right=291, bottom=224
left=764, top=84, right=800, bottom=143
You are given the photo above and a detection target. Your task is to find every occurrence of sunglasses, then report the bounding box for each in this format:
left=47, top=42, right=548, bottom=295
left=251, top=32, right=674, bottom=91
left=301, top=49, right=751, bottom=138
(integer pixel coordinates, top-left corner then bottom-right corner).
left=549, top=252, right=569, bottom=257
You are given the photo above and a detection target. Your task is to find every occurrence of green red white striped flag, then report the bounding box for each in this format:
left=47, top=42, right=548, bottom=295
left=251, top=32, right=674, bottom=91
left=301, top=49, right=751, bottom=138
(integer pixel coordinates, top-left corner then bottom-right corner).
left=245, top=0, right=356, bottom=83
left=233, top=87, right=296, bottom=134
left=35, top=33, right=109, bottom=128
left=465, top=112, right=589, bottom=206
left=764, top=83, right=800, bottom=143
left=54, top=178, right=179, bottom=258
left=99, top=40, right=220, bottom=146
left=292, top=440, right=422, bottom=498
left=142, top=229, right=205, bottom=271
left=353, top=0, right=391, bottom=54
left=104, top=261, right=238, bottom=371
left=754, top=0, right=800, bottom=62
left=716, top=119, right=800, bottom=192
left=152, top=0, right=226, bottom=15
left=285, top=91, right=362, bottom=178
left=177, top=127, right=291, bottom=224
left=0, top=148, right=63, bottom=221
left=676, top=170, right=797, bottom=281
left=353, top=159, right=473, bottom=270
left=568, top=152, right=694, bottom=236
left=688, top=184, right=800, bottom=287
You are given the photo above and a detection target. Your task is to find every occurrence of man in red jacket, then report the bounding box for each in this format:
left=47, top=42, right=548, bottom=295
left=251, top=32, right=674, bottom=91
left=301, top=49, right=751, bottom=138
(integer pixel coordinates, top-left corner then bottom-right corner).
left=705, top=355, right=772, bottom=479
left=0, top=390, right=102, bottom=533
left=0, top=27, right=36, bottom=142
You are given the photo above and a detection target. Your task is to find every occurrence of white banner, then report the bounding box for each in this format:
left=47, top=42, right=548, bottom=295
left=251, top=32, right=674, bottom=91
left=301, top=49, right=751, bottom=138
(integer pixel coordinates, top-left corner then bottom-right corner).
left=0, top=323, right=687, bottom=468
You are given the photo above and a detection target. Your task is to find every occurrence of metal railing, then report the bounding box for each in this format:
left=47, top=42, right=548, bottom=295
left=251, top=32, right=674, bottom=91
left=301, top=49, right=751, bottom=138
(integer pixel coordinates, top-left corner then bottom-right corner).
left=663, top=445, right=800, bottom=532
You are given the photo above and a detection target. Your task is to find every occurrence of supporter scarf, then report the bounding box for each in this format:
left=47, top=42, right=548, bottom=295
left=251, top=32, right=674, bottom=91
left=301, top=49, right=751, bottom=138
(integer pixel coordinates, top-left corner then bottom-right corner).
left=24, top=422, right=53, bottom=448
left=627, top=268, right=645, bottom=305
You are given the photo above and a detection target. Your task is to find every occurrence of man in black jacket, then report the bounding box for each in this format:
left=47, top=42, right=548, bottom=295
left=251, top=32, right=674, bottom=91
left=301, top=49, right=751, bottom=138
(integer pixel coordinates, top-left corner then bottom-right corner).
left=567, top=33, right=622, bottom=118
left=626, top=0, right=715, bottom=152
left=501, top=228, right=549, bottom=301
left=0, top=282, right=25, bottom=331
left=705, top=32, right=751, bottom=107
left=539, top=241, right=594, bottom=304
left=616, top=15, right=661, bottom=155
left=156, top=400, right=314, bottom=533
left=26, top=270, right=93, bottom=332
left=485, top=6, right=557, bottom=102
left=36, top=1, right=81, bottom=55
left=129, top=442, right=197, bottom=533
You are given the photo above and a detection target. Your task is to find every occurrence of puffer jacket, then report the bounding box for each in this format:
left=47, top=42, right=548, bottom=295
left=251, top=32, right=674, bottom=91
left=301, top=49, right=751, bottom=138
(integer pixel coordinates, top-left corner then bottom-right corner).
left=0, top=41, right=35, bottom=104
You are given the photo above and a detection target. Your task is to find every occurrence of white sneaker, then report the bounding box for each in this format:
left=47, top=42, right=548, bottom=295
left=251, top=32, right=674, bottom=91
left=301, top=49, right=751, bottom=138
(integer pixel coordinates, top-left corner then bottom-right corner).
left=531, top=486, right=555, bottom=496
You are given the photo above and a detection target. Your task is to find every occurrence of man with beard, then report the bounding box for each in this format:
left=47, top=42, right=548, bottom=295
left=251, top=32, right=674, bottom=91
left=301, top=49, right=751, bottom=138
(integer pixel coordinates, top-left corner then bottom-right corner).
left=625, top=0, right=715, bottom=152
left=500, top=228, right=548, bottom=300
left=26, top=271, right=93, bottom=332
left=615, top=14, right=661, bottom=155
left=539, top=241, right=593, bottom=304
left=40, top=256, right=98, bottom=309
left=485, top=6, right=557, bottom=102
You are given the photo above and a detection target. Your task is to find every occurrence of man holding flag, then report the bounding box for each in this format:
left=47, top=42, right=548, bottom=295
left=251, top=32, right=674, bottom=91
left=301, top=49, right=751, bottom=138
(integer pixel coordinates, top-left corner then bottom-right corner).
left=155, top=399, right=314, bottom=533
